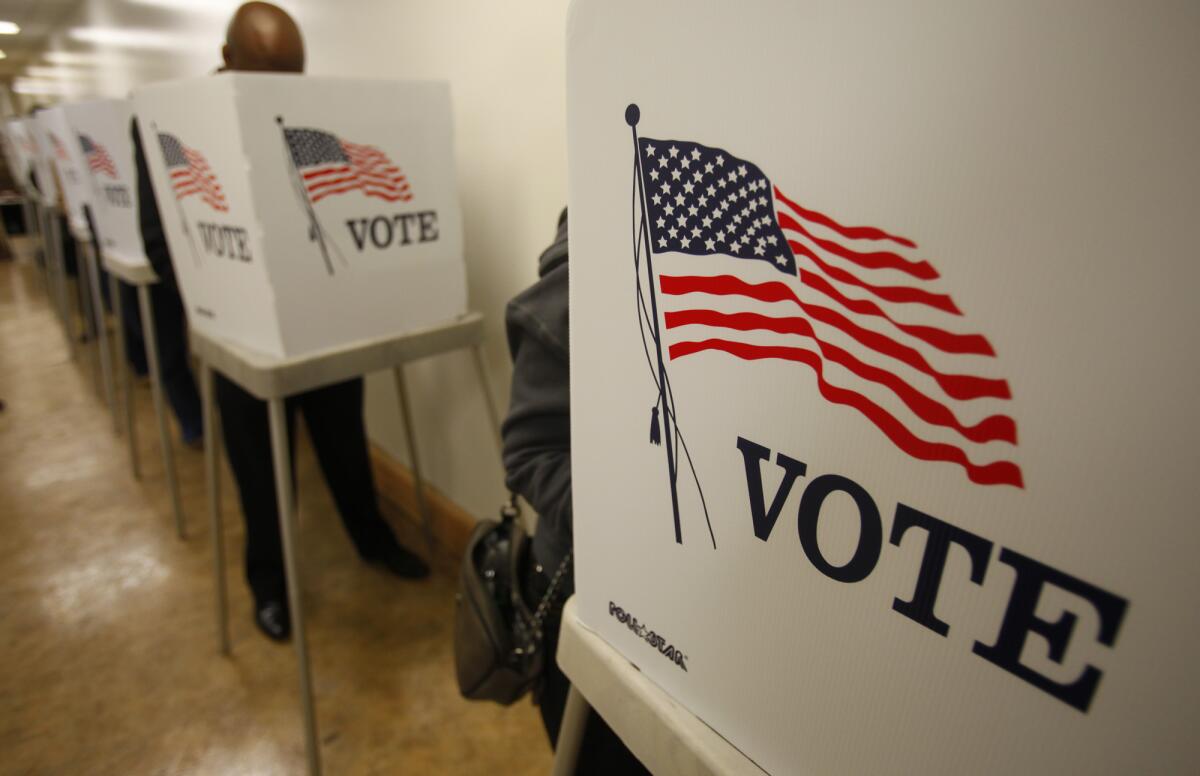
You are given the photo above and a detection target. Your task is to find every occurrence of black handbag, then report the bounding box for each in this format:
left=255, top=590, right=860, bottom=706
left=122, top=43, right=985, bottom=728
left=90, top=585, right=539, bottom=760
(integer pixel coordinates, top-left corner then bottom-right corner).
left=454, top=496, right=572, bottom=705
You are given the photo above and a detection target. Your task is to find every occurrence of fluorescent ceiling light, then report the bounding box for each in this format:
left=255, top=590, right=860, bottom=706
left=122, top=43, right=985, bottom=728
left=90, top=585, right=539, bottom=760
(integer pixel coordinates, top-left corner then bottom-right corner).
left=13, top=80, right=74, bottom=96
left=0, top=21, right=20, bottom=35
left=68, top=26, right=185, bottom=51
left=25, top=66, right=99, bottom=80
left=123, top=0, right=240, bottom=12
left=44, top=51, right=111, bottom=66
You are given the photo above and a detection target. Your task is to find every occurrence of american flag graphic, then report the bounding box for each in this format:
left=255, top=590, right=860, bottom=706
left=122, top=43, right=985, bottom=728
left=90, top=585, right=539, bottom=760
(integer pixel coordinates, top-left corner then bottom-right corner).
left=50, top=133, right=69, bottom=161
left=283, top=127, right=412, bottom=204
left=78, top=134, right=117, bottom=178
left=157, top=132, right=228, bottom=213
left=637, top=135, right=1022, bottom=488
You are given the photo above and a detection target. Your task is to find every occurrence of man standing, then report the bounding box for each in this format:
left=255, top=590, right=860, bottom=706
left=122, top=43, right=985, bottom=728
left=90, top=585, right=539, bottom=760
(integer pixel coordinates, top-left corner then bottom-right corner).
left=133, top=1, right=428, bottom=643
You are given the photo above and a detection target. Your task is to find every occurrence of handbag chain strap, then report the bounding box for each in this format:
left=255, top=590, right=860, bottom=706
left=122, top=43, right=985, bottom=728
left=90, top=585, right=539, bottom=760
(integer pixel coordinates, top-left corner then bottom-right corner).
left=506, top=494, right=573, bottom=651
left=530, top=550, right=573, bottom=634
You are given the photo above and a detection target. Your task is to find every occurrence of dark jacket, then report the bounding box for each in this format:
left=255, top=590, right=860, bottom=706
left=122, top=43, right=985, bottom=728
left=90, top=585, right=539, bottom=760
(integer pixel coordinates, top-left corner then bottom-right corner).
left=130, top=117, right=179, bottom=295
left=501, top=210, right=571, bottom=579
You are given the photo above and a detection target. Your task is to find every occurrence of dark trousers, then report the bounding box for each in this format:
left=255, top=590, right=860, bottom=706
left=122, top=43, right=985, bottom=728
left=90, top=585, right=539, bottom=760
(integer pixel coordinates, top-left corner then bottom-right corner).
left=214, top=375, right=397, bottom=602
left=533, top=576, right=651, bottom=775
left=118, top=279, right=201, bottom=440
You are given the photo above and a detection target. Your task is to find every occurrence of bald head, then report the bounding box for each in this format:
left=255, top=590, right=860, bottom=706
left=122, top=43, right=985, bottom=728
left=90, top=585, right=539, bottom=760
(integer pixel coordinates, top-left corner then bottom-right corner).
left=222, top=2, right=305, bottom=74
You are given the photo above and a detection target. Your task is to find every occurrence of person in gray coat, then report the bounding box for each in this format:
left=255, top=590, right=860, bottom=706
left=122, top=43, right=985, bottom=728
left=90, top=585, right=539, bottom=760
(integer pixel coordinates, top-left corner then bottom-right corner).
left=502, top=209, right=649, bottom=774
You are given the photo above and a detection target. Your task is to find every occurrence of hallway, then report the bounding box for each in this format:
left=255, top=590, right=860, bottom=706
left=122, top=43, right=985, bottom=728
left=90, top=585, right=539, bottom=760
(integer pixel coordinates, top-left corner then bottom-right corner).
left=0, top=256, right=551, bottom=775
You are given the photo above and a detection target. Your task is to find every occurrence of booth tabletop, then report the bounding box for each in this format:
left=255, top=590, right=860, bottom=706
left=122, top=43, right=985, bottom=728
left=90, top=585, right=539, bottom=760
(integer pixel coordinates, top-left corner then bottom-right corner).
left=100, top=250, right=158, bottom=286
left=556, top=598, right=769, bottom=776
left=189, top=311, right=486, bottom=401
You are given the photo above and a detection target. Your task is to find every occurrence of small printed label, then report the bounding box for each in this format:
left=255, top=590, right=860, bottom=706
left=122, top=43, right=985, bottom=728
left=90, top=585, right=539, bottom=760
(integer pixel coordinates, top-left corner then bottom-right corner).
left=609, top=601, right=688, bottom=672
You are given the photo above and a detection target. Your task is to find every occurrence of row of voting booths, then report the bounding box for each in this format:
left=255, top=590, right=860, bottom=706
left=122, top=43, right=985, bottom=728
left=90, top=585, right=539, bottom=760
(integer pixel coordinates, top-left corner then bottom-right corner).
left=3, top=74, right=493, bottom=776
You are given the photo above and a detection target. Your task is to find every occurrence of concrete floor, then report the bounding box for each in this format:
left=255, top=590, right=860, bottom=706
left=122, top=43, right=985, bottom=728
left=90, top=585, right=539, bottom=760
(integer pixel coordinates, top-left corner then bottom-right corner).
left=0, top=255, right=552, bottom=775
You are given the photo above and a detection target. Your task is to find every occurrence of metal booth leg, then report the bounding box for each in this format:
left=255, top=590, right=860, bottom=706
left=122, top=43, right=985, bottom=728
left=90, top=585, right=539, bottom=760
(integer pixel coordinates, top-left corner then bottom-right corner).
left=268, top=398, right=321, bottom=776
left=470, top=344, right=504, bottom=453
left=111, top=275, right=141, bottom=478
left=45, top=211, right=74, bottom=355
left=137, top=284, right=186, bottom=539
left=391, top=365, right=434, bottom=558
left=201, top=361, right=230, bottom=655
left=82, top=255, right=103, bottom=393
left=551, top=685, right=590, bottom=776
left=83, top=244, right=113, bottom=407
left=28, top=201, right=50, bottom=296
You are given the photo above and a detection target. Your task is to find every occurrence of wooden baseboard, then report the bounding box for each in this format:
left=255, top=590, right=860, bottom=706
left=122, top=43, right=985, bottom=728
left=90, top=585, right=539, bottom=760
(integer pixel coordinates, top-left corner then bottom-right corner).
left=369, top=443, right=476, bottom=564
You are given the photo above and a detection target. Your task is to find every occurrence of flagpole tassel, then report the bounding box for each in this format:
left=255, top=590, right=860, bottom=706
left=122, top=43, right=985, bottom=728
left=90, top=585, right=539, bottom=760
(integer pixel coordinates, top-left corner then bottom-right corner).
left=650, top=404, right=661, bottom=446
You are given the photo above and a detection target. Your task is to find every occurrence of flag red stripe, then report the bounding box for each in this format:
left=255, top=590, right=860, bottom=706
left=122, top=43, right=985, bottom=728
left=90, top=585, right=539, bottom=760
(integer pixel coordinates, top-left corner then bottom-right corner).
left=309, top=182, right=413, bottom=204
left=306, top=174, right=409, bottom=196
left=782, top=231, right=961, bottom=314
left=773, top=186, right=916, bottom=248
left=775, top=198, right=938, bottom=280
left=669, top=337, right=1024, bottom=487
left=659, top=274, right=1010, bottom=401
left=798, top=268, right=995, bottom=356
left=664, top=309, right=1017, bottom=444
left=306, top=171, right=408, bottom=194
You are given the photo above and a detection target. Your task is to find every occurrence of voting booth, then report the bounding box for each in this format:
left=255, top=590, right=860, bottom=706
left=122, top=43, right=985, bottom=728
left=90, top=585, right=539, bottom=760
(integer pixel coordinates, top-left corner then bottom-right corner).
left=567, top=1, right=1199, bottom=773
left=132, top=73, right=465, bottom=359
left=40, top=106, right=95, bottom=238
left=29, top=113, right=61, bottom=209
left=63, top=99, right=146, bottom=268
left=3, top=119, right=36, bottom=193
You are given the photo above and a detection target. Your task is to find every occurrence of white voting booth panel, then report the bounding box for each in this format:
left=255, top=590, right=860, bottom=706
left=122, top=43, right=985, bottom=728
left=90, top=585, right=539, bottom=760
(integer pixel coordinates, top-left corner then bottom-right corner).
left=30, top=113, right=61, bottom=209
left=63, top=99, right=148, bottom=269
left=2, top=119, right=33, bottom=190
left=133, top=73, right=465, bottom=359
left=41, top=106, right=95, bottom=238
left=567, top=1, right=1200, bottom=774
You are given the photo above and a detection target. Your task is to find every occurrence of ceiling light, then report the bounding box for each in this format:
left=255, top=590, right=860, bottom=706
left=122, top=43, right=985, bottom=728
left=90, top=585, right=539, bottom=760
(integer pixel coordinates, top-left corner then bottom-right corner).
left=44, top=51, right=106, bottom=65
left=0, top=50, right=6, bottom=60
left=25, top=66, right=97, bottom=79
left=13, top=80, right=74, bottom=96
left=68, top=26, right=183, bottom=51
left=0, top=21, right=20, bottom=35
left=123, top=0, right=240, bottom=12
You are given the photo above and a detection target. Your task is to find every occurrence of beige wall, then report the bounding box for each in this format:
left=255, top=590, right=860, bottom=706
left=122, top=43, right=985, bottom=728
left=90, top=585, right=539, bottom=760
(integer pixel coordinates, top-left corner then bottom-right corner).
left=30, top=0, right=572, bottom=519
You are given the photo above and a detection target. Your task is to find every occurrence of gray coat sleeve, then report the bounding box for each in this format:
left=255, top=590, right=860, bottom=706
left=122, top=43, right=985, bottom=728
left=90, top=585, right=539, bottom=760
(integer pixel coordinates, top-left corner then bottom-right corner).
left=500, top=262, right=572, bottom=571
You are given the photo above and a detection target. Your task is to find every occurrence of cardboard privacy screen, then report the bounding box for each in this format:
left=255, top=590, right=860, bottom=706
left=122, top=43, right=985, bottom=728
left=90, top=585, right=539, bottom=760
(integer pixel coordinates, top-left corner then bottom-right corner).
left=2, top=119, right=35, bottom=192
left=132, top=73, right=465, bottom=359
left=40, top=106, right=95, bottom=238
left=62, top=99, right=148, bottom=270
left=29, top=113, right=60, bottom=209
left=567, top=1, right=1199, bottom=774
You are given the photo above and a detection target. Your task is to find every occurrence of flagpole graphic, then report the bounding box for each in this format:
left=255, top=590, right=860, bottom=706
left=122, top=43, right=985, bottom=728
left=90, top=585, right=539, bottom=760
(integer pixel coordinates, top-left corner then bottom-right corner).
left=276, top=115, right=344, bottom=276
left=629, top=104, right=683, bottom=543
left=628, top=104, right=717, bottom=549
left=153, top=122, right=207, bottom=267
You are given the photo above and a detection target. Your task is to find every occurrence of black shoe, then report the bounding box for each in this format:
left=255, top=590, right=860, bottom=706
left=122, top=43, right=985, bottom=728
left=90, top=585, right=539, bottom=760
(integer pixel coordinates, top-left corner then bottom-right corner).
left=362, top=541, right=431, bottom=579
left=255, top=599, right=291, bottom=642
